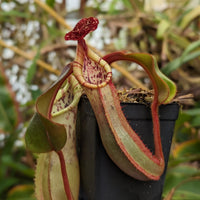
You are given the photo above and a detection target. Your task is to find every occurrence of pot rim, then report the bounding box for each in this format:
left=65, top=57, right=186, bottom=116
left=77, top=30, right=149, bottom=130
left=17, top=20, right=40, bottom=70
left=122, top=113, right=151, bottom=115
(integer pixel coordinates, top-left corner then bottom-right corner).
left=78, top=97, right=180, bottom=120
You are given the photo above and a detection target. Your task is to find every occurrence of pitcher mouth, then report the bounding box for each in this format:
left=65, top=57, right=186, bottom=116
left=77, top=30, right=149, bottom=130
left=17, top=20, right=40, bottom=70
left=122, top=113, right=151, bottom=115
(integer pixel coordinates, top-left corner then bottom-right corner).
left=64, top=17, right=112, bottom=89
left=73, top=45, right=112, bottom=89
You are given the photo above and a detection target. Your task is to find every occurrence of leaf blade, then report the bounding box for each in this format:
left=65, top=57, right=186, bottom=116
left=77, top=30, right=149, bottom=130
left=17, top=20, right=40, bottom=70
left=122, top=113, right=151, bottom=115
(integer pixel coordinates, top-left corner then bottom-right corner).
left=26, top=47, right=41, bottom=84
left=25, top=65, right=73, bottom=153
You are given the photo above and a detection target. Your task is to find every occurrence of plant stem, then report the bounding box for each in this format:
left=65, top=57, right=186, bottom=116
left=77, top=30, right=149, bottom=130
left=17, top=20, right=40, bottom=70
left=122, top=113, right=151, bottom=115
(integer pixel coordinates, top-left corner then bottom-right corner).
left=56, top=150, right=74, bottom=200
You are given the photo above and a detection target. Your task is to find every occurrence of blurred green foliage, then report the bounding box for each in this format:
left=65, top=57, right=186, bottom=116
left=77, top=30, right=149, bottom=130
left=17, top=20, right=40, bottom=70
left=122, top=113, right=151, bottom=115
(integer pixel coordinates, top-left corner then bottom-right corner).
left=0, top=0, right=200, bottom=199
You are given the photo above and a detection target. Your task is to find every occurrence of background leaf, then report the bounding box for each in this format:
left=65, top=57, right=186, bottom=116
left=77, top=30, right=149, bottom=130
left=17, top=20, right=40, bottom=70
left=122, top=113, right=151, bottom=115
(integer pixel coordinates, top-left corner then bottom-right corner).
left=0, top=66, right=20, bottom=133
left=173, top=140, right=200, bottom=160
left=162, top=40, right=200, bottom=75
left=45, top=0, right=55, bottom=8
left=163, top=165, right=200, bottom=197
left=6, top=184, right=35, bottom=200
left=164, top=177, right=200, bottom=200
left=179, top=5, right=200, bottom=30
left=26, top=47, right=41, bottom=84
left=156, top=19, right=170, bottom=39
left=0, top=10, right=30, bottom=18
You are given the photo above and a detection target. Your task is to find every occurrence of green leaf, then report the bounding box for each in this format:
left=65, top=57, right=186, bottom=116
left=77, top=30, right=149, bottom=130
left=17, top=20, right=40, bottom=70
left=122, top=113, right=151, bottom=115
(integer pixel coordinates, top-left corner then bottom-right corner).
left=108, top=0, right=119, bottom=14
left=26, top=48, right=41, bottom=84
left=0, top=66, right=20, bottom=133
left=25, top=112, right=67, bottom=153
left=173, top=140, right=200, bottom=159
left=122, top=0, right=134, bottom=10
left=30, top=87, right=42, bottom=101
left=0, top=10, right=30, bottom=18
left=181, top=40, right=200, bottom=58
left=169, top=33, right=190, bottom=49
left=45, top=0, right=55, bottom=8
left=1, top=155, right=34, bottom=178
left=7, top=184, right=35, bottom=200
left=164, top=177, right=200, bottom=200
left=162, top=58, right=181, bottom=75
left=173, top=179, right=200, bottom=200
left=183, top=50, right=200, bottom=62
left=162, top=40, right=200, bottom=75
left=156, top=19, right=170, bottom=39
left=191, top=115, right=200, bottom=127
left=25, top=65, right=73, bottom=153
left=163, top=165, right=200, bottom=197
left=184, top=108, right=200, bottom=116
left=179, top=5, right=200, bottom=30
left=0, top=178, right=19, bottom=195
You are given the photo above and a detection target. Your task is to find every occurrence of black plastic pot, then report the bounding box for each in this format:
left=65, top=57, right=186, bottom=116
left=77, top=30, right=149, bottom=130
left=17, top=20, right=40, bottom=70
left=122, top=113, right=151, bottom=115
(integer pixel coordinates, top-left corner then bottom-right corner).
left=77, top=97, right=179, bottom=200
